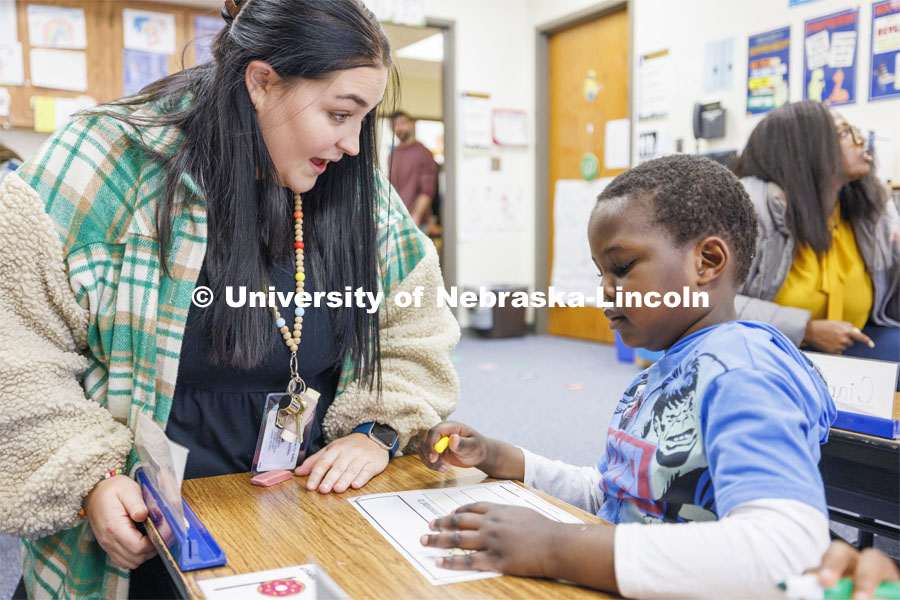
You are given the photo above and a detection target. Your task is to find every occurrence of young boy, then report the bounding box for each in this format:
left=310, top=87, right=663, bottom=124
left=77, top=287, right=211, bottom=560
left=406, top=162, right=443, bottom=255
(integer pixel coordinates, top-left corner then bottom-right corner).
left=418, top=155, right=836, bottom=598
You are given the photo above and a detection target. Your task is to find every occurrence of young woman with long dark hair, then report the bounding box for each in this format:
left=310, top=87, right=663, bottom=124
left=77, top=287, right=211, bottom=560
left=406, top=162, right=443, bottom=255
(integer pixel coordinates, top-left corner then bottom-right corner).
left=0, top=1, right=459, bottom=597
left=734, top=100, right=899, bottom=365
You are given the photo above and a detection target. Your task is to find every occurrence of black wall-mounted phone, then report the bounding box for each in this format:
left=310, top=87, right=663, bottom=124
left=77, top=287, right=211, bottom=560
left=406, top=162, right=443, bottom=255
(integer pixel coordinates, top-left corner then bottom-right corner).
left=693, top=102, right=726, bottom=139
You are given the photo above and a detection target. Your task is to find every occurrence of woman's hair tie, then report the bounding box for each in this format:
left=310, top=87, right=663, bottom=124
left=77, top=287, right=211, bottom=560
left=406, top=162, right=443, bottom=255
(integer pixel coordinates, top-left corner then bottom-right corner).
left=222, top=0, right=248, bottom=23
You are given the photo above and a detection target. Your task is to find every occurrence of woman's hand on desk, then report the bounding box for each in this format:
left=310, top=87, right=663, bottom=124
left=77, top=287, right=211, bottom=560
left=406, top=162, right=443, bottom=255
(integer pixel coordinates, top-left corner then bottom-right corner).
left=803, top=319, right=874, bottom=354
left=82, top=475, right=157, bottom=569
left=295, top=434, right=389, bottom=494
left=420, top=503, right=560, bottom=577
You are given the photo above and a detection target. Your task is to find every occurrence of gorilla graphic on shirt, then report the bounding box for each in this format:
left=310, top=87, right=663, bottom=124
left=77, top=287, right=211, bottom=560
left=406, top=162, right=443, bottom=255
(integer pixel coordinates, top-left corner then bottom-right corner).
left=600, top=351, right=728, bottom=525
left=640, top=352, right=727, bottom=522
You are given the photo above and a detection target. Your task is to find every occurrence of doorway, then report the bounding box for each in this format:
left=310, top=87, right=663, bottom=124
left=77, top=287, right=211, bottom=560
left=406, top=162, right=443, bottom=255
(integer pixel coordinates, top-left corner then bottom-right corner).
left=380, top=22, right=456, bottom=289
left=536, top=4, right=630, bottom=343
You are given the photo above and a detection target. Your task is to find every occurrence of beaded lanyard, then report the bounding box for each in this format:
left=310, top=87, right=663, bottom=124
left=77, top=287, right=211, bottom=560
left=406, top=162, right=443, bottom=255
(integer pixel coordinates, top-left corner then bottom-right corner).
left=272, top=193, right=318, bottom=444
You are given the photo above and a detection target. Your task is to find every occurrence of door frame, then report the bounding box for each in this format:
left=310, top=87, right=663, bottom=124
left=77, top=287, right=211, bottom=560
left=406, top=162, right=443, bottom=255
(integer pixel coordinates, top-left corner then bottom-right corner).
left=533, top=2, right=633, bottom=334
left=425, top=17, right=458, bottom=295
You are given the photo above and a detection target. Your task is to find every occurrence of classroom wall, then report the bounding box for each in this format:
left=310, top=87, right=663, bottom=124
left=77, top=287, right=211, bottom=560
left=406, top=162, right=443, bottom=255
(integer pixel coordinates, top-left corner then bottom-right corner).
left=5, top=0, right=897, bottom=329
left=426, top=0, right=900, bottom=329
left=423, top=0, right=536, bottom=304
left=631, top=0, right=900, bottom=180
left=421, top=0, right=619, bottom=327
left=0, top=128, right=48, bottom=161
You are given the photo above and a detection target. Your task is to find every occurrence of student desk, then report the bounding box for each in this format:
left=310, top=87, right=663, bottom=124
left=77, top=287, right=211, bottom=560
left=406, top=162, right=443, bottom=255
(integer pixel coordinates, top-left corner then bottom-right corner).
left=818, top=393, right=900, bottom=546
left=150, top=456, right=616, bottom=599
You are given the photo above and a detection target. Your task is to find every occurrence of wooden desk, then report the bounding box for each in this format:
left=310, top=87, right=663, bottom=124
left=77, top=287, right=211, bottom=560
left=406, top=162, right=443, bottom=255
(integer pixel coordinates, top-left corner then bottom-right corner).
left=155, top=456, right=615, bottom=599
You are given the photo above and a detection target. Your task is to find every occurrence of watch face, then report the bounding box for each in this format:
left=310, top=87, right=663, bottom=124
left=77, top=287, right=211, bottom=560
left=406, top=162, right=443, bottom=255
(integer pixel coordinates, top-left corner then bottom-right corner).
left=371, top=423, right=399, bottom=447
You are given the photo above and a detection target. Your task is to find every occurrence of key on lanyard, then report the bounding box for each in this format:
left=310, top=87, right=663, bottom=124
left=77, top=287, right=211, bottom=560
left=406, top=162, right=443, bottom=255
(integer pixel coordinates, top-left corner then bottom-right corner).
left=276, top=378, right=308, bottom=444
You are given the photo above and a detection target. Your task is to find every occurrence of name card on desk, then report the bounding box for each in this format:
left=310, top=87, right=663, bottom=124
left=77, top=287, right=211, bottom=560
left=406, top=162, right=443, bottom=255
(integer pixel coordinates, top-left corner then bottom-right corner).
left=802, top=352, right=898, bottom=418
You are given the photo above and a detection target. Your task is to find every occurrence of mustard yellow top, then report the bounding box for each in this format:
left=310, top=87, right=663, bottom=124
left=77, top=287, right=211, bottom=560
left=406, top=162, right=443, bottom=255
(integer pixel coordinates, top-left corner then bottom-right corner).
left=774, top=205, right=873, bottom=328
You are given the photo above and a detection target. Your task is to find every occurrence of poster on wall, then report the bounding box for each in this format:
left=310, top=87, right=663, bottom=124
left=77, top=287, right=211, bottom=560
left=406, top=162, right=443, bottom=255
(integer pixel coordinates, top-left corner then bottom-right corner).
left=123, top=9, right=176, bottom=55
left=551, top=178, right=612, bottom=300
left=123, top=49, right=169, bottom=96
left=0, top=43, right=24, bottom=85
left=804, top=8, right=859, bottom=106
left=459, top=92, right=492, bottom=149
left=747, top=26, right=790, bottom=114
left=193, top=15, right=222, bottom=65
left=870, top=0, right=900, bottom=100
left=27, top=4, right=87, bottom=49
left=29, top=48, right=87, bottom=91
left=638, top=49, right=673, bottom=121
left=0, top=0, right=18, bottom=44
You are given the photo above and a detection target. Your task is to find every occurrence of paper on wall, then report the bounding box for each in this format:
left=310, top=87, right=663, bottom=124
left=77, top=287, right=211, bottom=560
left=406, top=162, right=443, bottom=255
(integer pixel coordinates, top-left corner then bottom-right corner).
left=123, top=9, right=176, bottom=55
left=27, top=4, right=87, bottom=49
left=550, top=178, right=612, bottom=301
left=638, top=49, right=674, bottom=121
left=492, top=109, right=528, bottom=146
left=604, top=118, right=630, bottom=169
left=193, top=15, right=222, bottom=65
left=460, top=92, right=492, bottom=149
left=0, top=0, right=17, bottom=45
left=829, top=31, right=857, bottom=68
left=32, top=95, right=96, bottom=132
left=0, top=42, right=24, bottom=86
left=29, top=48, right=87, bottom=91
left=806, top=30, right=830, bottom=70
left=123, top=48, right=169, bottom=96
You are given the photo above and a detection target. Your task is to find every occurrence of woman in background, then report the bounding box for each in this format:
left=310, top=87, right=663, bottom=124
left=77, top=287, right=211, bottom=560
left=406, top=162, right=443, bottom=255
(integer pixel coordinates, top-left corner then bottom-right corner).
left=734, top=100, right=899, bottom=367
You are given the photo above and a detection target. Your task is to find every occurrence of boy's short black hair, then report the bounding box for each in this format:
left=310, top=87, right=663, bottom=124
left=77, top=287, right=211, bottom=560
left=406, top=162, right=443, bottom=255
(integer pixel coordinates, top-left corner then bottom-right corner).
left=596, top=154, right=758, bottom=284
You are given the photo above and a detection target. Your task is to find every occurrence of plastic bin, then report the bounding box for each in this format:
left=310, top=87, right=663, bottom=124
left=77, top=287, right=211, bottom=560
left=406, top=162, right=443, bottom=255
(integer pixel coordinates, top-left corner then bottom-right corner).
left=466, top=285, right=527, bottom=338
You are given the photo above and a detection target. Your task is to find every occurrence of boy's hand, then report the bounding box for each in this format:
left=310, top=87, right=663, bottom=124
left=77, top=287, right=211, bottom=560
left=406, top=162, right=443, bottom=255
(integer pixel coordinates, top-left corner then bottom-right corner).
left=420, top=502, right=560, bottom=578
left=803, top=319, right=874, bottom=354
left=809, top=541, right=899, bottom=600
left=418, top=421, right=489, bottom=473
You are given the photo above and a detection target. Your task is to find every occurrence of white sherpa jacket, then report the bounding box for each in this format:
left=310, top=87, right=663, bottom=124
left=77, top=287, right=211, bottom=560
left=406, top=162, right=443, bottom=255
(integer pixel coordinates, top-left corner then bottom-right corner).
left=0, top=105, right=459, bottom=598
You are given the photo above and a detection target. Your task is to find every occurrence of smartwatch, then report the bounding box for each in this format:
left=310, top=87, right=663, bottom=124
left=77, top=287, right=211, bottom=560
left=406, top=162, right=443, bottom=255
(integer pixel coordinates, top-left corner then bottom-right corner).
left=352, top=422, right=400, bottom=458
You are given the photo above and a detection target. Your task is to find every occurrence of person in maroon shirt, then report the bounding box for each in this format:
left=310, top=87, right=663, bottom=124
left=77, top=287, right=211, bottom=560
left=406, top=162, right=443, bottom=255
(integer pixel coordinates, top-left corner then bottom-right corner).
left=389, top=111, right=437, bottom=228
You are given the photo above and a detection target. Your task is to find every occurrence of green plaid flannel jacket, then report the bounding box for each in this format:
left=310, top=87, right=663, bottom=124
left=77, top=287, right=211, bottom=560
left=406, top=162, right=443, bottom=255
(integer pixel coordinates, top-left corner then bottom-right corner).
left=11, top=100, right=447, bottom=598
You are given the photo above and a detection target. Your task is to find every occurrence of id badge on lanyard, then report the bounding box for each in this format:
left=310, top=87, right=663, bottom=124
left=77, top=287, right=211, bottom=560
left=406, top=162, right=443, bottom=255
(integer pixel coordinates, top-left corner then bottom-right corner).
left=251, top=383, right=320, bottom=475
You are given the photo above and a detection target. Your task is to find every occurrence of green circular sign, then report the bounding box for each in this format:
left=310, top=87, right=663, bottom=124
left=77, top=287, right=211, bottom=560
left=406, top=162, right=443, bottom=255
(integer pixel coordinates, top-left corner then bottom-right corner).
left=581, top=152, right=599, bottom=181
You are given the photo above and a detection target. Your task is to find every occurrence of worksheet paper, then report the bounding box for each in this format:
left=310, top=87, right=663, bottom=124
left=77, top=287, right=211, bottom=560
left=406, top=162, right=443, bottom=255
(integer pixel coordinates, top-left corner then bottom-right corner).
left=348, top=481, right=583, bottom=586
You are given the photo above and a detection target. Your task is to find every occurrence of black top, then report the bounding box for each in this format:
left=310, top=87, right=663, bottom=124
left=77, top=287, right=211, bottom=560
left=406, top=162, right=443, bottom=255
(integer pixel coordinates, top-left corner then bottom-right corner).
left=166, top=253, right=340, bottom=479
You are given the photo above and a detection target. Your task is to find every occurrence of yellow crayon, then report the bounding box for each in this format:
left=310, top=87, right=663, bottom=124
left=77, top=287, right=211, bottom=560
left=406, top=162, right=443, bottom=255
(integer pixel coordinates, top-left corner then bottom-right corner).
left=434, top=436, right=450, bottom=453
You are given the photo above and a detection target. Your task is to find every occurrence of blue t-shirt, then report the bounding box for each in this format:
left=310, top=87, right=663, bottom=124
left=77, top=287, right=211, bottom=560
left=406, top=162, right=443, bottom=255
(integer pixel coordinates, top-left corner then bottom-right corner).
left=597, top=320, right=836, bottom=525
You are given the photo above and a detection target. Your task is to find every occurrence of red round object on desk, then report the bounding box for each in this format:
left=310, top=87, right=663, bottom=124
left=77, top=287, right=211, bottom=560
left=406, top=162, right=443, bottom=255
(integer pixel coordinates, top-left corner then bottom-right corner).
left=257, top=578, right=305, bottom=597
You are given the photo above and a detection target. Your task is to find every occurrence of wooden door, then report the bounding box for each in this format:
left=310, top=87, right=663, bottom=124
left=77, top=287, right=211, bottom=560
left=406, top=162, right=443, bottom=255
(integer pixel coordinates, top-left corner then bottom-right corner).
left=547, top=7, right=629, bottom=344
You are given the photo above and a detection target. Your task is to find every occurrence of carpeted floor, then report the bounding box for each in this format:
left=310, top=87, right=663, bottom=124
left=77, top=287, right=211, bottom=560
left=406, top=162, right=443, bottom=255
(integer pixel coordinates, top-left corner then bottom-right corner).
left=447, top=333, right=641, bottom=466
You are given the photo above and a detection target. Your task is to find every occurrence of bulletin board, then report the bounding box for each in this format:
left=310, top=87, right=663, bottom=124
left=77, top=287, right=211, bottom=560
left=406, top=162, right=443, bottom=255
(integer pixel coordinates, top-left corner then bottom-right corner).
left=1, top=0, right=220, bottom=129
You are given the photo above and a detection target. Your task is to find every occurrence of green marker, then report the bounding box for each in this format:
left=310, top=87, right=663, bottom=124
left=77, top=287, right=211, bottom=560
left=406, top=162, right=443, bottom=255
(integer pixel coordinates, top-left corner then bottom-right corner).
left=778, top=574, right=900, bottom=599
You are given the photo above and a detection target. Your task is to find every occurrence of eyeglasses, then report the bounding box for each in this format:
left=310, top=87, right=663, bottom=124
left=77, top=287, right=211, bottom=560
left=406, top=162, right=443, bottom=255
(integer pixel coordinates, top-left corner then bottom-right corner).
left=836, top=123, right=866, bottom=146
